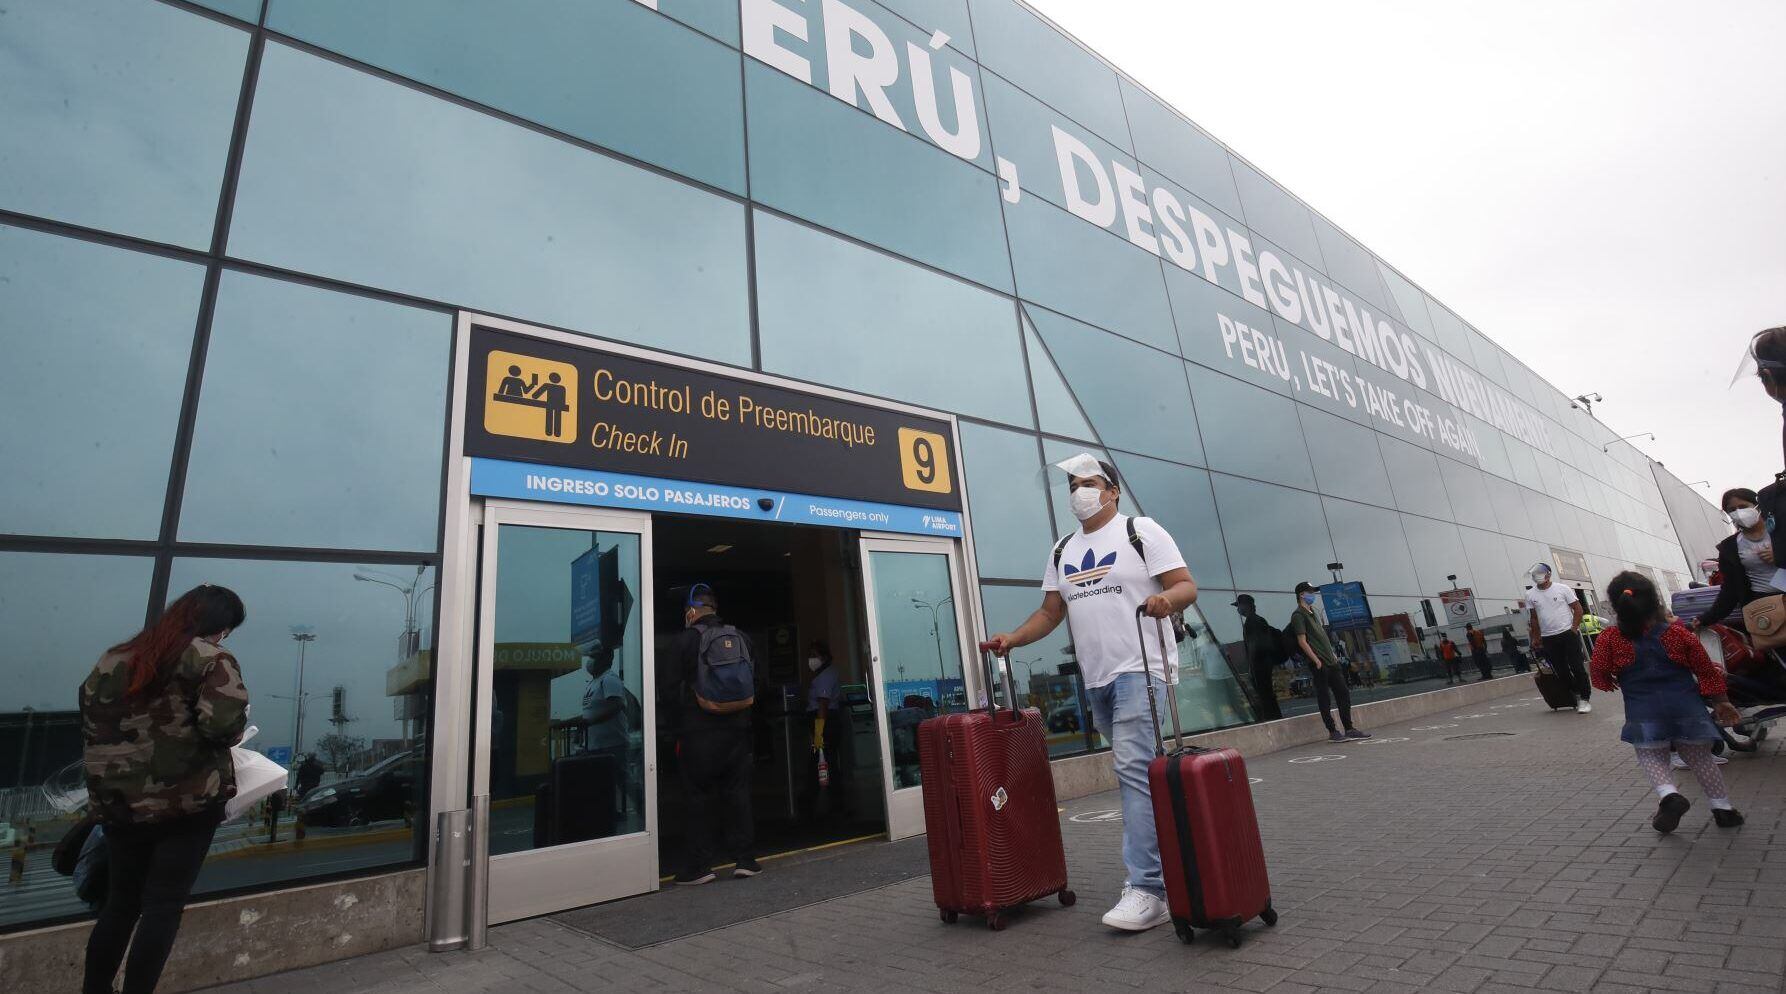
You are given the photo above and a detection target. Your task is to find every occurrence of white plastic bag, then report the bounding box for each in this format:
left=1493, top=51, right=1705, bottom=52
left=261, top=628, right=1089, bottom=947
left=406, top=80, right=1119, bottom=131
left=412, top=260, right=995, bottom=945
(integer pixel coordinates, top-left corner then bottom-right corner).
left=226, top=725, right=289, bottom=820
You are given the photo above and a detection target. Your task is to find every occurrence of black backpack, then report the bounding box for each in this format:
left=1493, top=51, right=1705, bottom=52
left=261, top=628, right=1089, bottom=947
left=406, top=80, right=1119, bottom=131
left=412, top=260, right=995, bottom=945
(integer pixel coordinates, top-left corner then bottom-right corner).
left=1053, top=518, right=1187, bottom=642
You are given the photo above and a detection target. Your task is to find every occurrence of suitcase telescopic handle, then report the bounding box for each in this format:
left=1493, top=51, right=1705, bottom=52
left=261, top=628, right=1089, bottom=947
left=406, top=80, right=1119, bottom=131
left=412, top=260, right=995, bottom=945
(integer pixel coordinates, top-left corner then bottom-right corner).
left=978, top=640, right=1020, bottom=722
left=1134, top=605, right=1187, bottom=755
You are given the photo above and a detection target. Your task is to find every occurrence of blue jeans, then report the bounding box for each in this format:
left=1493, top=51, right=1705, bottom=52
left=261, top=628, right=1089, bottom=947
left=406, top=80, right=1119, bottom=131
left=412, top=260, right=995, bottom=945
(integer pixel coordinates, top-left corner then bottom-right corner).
left=1088, top=672, right=1167, bottom=899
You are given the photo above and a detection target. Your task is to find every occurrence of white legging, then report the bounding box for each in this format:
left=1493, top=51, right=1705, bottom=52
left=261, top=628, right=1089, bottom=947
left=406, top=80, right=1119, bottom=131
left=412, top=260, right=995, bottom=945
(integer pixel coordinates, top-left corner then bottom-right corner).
left=1633, top=741, right=1730, bottom=805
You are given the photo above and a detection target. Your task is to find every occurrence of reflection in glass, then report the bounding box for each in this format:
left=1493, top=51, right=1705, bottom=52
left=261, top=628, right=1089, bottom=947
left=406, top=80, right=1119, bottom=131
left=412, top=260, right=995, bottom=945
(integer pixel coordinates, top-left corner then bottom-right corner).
left=487, top=525, right=645, bottom=855
left=867, top=550, right=966, bottom=788
left=0, top=551, right=152, bottom=929
left=160, top=558, right=436, bottom=900
left=980, top=584, right=1096, bottom=758
left=179, top=273, right=450, bottom=552
left=0, top=226, right=204, bottom=540
left=0, top=0, right=247, bottom=248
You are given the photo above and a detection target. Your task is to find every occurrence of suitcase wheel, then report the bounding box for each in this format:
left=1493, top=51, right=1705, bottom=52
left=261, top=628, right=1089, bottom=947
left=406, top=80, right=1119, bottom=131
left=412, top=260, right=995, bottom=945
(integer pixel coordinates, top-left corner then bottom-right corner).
left=1174, top=920, right=1194, bottom=945
left=1261, top=906, right=1279, bottom=927
left=1058, top=889, right=1076, bottom=907
left=1224, top=928, right=1243, bottom=949
left=987, top=912, right=1007, bottom=932
left=939, top=910, right=958, bottom=924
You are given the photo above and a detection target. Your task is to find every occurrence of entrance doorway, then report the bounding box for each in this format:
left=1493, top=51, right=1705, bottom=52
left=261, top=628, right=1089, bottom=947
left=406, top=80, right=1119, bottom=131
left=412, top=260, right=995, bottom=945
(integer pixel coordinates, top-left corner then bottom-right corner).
left=651, top=516, right=886, bottom=878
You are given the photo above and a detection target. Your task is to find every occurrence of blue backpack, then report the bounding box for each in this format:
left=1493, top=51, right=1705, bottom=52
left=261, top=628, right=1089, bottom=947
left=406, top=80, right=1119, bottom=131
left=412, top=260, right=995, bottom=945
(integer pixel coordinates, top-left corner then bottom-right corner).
left=694, top=624, right=755, bottom=714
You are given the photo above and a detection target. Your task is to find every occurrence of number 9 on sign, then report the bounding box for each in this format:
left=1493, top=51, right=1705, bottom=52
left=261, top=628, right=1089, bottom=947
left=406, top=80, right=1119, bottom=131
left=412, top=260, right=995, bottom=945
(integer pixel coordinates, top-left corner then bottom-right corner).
left=897, top=427, right=953, bottom=495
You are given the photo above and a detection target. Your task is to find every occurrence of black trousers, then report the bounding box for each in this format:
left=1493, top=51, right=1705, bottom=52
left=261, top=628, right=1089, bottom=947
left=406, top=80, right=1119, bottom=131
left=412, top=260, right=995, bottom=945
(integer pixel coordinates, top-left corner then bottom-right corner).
left=1443, top=656, right=1463, bottom=682
left=1542, top=632, right=1591, bottom=702
left=84, top=810, right=221, bottom=994
left=1312, top=664, right=1354, bottom=734
left=681, top=719, right=753, bottom=872
left=1250, top=665, right=1283, bottom=721
left=1473, top=650, right=1493, bottom=680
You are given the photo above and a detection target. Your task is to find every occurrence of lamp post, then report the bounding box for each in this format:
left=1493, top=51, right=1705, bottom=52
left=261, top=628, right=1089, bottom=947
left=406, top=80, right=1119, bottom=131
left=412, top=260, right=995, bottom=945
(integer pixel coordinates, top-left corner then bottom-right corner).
left=911, top=595, right=954, bottom=675
left=355, top=565, right=430, bottom=661
left=1602, top=432, right=1655, bottom=453
left=1571, top=393, right=1603, bottom=418
left=289, top=627, right=316, bottom=757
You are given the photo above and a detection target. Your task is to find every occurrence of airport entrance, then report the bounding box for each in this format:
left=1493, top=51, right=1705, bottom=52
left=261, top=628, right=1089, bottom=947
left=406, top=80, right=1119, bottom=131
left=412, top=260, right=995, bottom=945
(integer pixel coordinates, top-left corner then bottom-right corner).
left=430, top=315, right=980, bottom=938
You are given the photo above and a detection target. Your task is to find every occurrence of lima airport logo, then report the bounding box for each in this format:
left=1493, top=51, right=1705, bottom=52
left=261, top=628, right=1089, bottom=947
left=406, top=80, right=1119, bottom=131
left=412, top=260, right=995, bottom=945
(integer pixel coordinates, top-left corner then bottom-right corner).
left=1063, top=548, right=1118, bottom=588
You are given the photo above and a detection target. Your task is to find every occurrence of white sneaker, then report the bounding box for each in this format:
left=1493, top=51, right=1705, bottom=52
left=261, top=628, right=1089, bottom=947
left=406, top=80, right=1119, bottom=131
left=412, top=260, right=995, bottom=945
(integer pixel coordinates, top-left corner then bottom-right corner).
left=1576, top=702, right=1593, bottom=714
left=1714, top=754, right=1729, bottom=766
left=1671, top=754, right=1689, bottom=770
left=1101, top=886, right=1171, bottom=932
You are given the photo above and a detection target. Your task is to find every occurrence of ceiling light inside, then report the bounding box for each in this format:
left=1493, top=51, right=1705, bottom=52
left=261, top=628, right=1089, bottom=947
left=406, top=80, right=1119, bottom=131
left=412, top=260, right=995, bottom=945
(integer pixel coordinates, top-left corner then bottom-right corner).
left=707, top=544, right=733, bottom=553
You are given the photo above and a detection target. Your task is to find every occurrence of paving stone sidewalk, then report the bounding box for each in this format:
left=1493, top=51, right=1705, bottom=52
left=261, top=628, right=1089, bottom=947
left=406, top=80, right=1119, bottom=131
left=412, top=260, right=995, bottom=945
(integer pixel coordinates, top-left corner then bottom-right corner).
left=209, top=689, right=1786, bottom=994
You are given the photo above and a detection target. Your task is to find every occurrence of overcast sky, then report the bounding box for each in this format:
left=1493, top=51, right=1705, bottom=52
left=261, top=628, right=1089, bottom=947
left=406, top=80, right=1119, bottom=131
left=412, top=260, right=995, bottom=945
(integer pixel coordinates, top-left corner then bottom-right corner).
left=1029, top=0, right=1786, bottom=505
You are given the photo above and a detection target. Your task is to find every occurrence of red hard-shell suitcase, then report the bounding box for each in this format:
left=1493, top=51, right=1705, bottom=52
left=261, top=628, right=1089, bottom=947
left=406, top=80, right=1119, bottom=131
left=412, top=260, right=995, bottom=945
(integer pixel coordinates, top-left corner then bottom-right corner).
left=1137, top=609, right=1277, bottom=948
left=919, top=642, right=1074, bottom=930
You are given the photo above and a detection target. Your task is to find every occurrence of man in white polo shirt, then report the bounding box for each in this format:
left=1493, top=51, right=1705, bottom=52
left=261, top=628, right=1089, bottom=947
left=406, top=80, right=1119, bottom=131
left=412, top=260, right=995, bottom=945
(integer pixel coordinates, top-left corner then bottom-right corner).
left=1527, top=563, right=1591, bottom=713
left=989, top=455, right=1198, bottom=933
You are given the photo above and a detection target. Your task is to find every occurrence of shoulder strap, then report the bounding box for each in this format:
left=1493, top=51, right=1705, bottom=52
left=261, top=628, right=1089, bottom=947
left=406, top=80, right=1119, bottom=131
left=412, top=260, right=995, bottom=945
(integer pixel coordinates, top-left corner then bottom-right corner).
left=1127, top=516, right=1145, bottom=561
left=1052, top=533, right=1073, bottom=570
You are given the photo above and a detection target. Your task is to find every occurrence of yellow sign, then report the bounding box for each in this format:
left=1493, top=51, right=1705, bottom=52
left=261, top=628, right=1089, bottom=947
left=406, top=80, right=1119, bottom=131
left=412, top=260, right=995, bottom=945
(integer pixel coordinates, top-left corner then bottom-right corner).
left=897, top=427, right=952, bottom=495
left=485, top=350, right=577, bottom=443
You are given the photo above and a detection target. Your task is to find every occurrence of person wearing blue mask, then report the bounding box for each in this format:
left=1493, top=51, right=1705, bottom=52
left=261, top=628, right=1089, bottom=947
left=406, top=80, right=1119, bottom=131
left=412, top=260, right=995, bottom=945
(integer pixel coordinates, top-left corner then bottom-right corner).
left=1288, top=582, right=1371, bottom=743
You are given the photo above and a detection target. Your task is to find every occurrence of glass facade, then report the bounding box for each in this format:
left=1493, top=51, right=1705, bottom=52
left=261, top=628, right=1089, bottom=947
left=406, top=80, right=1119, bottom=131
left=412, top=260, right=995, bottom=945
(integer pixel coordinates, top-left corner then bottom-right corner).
left=0, top=0, right=1711, bottom=932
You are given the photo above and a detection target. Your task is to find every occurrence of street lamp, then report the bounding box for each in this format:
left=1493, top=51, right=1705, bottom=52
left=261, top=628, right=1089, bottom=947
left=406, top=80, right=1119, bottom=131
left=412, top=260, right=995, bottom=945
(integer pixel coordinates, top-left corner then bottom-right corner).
left=289, top=626, right=316, bottom=756
left=911, top=595, right=954, bottom=676
left=355, top=564, right=430, bottom=660
left=1571, top=393, right=1603, bottom=418
left=1602, top=432, right=1655, bottom=453
left=1685, top=480, right=1711, bottom=489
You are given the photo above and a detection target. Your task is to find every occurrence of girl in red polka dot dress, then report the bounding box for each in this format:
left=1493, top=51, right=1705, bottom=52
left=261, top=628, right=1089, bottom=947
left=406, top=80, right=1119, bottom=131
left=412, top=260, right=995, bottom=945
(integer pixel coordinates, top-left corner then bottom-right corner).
left=1590, top=571, right=1745, bottom=833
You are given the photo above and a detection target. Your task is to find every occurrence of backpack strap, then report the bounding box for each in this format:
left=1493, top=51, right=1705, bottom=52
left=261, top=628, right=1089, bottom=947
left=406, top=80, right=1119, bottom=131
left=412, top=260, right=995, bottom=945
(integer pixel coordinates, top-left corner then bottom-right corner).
left=1051, top=533, right=1073, bottom=570
left=1127, top=516, right=1146, bottom=565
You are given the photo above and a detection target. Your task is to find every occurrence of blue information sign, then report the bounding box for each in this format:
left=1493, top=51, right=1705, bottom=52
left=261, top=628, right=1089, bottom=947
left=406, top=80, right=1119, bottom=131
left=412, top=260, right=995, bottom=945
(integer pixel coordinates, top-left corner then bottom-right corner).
left=470, top=458, right=963, bottom=539
left=570, top=547, right=602, bottom=648
left=263, top=746, right=292, bottom=766
left=1320, top=581, right=1373, bottom=631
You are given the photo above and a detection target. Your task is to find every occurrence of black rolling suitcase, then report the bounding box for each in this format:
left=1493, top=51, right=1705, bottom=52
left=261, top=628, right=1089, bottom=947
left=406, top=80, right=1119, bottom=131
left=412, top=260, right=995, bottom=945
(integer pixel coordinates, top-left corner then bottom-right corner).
left=1533, top=661, right=1576, bottom=710
left=533, top=753, right=620, bottom=846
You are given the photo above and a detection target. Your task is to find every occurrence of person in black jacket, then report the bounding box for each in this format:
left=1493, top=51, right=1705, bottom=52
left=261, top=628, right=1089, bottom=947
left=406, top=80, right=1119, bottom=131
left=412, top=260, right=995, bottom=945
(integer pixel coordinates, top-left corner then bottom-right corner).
left=662, top=584, right=759, bottom=885
left=1740, top=328, right=1786, bottom=556
left=1694, top=487, right=1781, bottom=631
left=1233, top=595, right=1284, bottom=721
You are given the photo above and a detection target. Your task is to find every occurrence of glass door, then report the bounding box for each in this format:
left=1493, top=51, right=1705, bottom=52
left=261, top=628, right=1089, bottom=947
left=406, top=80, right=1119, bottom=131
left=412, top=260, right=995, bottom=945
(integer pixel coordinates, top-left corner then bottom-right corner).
left=476, top=500, right=655, bottom=923
left=857, top=534, right=973, bottom=841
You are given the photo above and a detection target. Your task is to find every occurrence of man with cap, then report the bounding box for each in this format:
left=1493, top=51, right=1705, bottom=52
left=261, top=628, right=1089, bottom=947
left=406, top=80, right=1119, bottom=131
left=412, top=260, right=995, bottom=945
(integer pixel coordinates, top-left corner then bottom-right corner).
left=989, top=454, right=1198, bottom=933
left=1234, top=595, right=1285, bottom=721
left=1526, top=563, right=1591, bottom=713
left=1288, top=581, right=1372, bottom=742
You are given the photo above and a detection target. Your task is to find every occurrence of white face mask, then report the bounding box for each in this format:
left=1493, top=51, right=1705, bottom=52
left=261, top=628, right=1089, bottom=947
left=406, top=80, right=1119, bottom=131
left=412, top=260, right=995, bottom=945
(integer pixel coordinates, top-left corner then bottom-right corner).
left=1069, top=486, right=1106, bottom=522
left=1732, top=506, right=1762, bottom=530
left=1532, top=570, right=1551, bottom=586
left=807, top=657, right=823, bottom=672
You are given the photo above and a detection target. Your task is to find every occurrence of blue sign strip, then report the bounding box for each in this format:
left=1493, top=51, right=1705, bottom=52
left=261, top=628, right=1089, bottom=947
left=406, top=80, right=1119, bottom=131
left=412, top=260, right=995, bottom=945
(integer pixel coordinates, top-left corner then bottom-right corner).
left=470, top=458, right=963, bottom=538
left=1320, top=581, right=1373, bottom=631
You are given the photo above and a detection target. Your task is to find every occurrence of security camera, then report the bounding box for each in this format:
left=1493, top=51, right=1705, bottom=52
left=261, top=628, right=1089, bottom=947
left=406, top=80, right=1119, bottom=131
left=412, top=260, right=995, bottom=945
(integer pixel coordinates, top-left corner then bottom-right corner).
left=757, top=497, right=774, bottom=511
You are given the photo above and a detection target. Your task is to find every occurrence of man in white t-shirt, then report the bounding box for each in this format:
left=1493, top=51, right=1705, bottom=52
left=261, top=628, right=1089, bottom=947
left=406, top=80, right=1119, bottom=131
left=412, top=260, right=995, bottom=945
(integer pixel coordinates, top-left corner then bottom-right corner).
left=553, top=650, right=631, bottom=753
left=1526, top=563, right=1591, bottom=713
left=989, top=455, right=1198, bottom=933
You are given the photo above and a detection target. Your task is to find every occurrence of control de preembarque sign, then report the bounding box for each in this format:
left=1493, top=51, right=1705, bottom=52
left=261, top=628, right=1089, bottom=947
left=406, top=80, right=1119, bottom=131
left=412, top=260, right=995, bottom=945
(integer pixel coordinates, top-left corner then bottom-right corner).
left=465, top=326, right=961, bottom=512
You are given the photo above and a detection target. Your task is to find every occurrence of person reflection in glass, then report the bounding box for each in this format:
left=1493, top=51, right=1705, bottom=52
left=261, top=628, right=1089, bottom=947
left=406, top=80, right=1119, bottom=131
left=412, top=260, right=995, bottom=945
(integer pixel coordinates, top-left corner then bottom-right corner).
left=532, top=372, right=568, bottom=438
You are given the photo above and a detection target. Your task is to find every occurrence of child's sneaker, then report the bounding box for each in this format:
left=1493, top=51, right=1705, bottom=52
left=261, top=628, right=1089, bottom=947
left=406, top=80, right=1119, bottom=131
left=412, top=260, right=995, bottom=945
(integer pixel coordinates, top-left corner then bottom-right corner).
left=1713, top=808, right=1745, bottom=829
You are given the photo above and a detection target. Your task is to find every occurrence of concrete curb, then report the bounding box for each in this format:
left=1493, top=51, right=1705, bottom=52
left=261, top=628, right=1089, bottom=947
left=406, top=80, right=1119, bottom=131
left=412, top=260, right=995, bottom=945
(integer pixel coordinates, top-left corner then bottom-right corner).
left=1050, top=674, right=1534, bottom=800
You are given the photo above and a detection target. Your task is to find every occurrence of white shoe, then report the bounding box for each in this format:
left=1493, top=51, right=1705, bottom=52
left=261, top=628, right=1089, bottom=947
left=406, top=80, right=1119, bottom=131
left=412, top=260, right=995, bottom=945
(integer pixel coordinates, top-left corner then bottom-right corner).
left=1714, top=754, right=1729, bottom=766
left=1671, top=754, right=1689, bottom=770
left=1101, top=886, right=1171, bottom=932
left=1576, top=702, right=1593, bottom=714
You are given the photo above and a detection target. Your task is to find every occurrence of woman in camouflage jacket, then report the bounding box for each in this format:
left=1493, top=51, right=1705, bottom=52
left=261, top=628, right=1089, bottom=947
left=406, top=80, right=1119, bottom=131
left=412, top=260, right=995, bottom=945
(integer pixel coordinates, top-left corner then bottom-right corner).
left=80, top=583, right=248, bottom=994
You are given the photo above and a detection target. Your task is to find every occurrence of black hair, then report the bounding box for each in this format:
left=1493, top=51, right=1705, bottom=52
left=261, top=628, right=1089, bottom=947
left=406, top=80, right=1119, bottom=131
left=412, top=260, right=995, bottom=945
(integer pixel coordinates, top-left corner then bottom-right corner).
left=1607, top=570, right=1663, bottom=640
left=809, top=640, right=833, bottom=663
left=1068, top=460, right=1121, bottom=491
left=109, top=584, right=246, bottom=697
left=1722, top=487, right=1759, bottom=512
